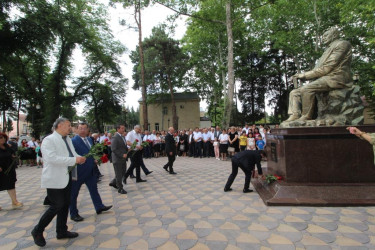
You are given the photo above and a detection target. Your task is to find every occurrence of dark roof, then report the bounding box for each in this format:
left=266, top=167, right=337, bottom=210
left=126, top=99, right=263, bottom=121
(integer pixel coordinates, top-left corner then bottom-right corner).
left=200, top=117, right=211, bottom=121
left=138, top=92, right=200, bottom=103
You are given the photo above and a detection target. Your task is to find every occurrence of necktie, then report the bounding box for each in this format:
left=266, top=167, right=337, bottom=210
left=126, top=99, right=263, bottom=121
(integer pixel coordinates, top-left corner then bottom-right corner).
left=62, top=135, right=77, bottom=180
left=62, top=136, right=74, bottom=157
left=83, top=137, right=91, bottom=149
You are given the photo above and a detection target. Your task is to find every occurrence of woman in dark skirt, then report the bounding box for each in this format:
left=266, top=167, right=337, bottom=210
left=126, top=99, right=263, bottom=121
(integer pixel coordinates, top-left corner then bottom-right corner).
left=0, top=132, right=23, bottom=211
left=219, top=129, right=229, bottom=161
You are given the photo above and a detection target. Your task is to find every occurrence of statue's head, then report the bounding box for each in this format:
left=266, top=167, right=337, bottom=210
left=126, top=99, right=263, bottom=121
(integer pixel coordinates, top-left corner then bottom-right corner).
left=322, top=27, right=340, bottom=45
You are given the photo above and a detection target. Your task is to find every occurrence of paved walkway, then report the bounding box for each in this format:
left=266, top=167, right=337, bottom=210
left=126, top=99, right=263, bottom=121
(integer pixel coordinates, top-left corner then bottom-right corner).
left=1, top=157, right=375, bottom=249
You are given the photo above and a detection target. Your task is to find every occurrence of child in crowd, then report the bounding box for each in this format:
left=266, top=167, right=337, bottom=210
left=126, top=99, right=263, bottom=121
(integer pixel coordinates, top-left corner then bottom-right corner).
left=35, top=140, right=43, bottom=168
left=239, top=131, right=248, bottom=151
left=256, top=134, right=265, bottom=150
left=247, top=133, right=256, bottom=150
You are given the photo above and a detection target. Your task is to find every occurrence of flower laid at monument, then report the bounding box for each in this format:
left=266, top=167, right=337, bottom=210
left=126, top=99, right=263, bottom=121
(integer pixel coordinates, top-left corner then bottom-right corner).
left=265, top=174, right=282, bottom=184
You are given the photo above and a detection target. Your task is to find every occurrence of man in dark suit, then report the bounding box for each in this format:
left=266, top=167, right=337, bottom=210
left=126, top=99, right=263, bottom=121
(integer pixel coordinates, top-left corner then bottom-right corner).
left=163, top=127, right=177, bottom=174
left=110, top=124, right=129, bottom=194
left=70, top=123, right=112, bottom=221
left=224, top=150, right=266, bottom=193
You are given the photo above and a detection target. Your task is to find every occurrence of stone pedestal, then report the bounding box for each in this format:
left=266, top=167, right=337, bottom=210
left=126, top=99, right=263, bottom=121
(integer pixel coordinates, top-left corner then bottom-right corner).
left=252, top=126, right=375, bottom=206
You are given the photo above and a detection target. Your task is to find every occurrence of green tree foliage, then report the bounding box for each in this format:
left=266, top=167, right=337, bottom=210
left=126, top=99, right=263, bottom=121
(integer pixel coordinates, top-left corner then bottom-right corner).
left=130, top=25, right=189, bottom=129
left=1, top=0, right=126, bottom=137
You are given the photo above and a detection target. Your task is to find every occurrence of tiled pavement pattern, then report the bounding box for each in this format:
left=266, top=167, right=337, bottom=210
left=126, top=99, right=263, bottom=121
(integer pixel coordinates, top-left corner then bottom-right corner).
left=1, top=157, right=375, bottom=249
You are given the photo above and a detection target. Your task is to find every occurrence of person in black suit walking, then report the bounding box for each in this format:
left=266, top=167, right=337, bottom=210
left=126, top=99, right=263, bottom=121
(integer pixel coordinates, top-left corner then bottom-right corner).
left=224, top=150, right=266, bottom=193
left=163, top=127, right=177, bottom=174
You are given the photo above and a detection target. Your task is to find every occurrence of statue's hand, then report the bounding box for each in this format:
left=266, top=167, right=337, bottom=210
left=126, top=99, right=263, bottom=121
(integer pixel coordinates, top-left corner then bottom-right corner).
left=293, top=73, right=305, bottom=79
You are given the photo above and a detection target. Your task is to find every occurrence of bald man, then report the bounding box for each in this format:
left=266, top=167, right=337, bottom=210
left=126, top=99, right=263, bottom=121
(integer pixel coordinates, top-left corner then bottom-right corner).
left=163, top=127, right=177, bottom=174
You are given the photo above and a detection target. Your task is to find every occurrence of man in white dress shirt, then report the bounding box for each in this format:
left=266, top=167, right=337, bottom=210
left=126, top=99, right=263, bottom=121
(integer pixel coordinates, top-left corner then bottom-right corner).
left=124, top=125, right=147, bottom=183
left=193, top=127, right=202, bottom=158
left=31, top=118, right=86, bottom=247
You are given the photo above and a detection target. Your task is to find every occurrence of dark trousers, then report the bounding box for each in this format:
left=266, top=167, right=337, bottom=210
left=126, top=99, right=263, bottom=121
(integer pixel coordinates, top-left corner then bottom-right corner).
left=189, top=143, right=195, bottom=157
left=125, top=151, right=142, bottom=181
left=94, top=164, right=101, bottom=178
left=70, top=173, right=104, bottom=216
left=195, top=141, right=202, bottom=157
left=164, top=153, right=176, bottom=172
left=143, top=146, right=151, bottom=158
left=203, top=141, right=210, bottom=157
left=130, top=156, right=150, bottom=175
left=224, top=158, right=252, bottom=190
left=34, top=177, right=72, bottom=234
left=113, top=162, right=127, bottom=189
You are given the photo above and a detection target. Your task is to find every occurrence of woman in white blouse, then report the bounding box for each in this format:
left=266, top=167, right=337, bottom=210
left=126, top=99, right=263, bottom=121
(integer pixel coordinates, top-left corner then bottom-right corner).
left=219, top=129, right=229, bottom=161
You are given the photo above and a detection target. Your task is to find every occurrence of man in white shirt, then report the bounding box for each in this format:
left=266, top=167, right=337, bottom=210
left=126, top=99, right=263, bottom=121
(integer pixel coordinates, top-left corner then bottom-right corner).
left=193, top=127, right=202, bottom=158
left=124, top=125, right=147, bottom=183
left=99, top=132, right=108, bottom=143
left=142, top=130, right=151, bottom=158
left=242, top=124, right=250, bottom=135
left=209, top=127, right=215, bottom=157
left=188, top=129, right=194, bottom=157
left=27, top=137, right=39, bottom=165
left=202, top=128, right=211, bottom=158
left=32, top=118, right=86, bottom=247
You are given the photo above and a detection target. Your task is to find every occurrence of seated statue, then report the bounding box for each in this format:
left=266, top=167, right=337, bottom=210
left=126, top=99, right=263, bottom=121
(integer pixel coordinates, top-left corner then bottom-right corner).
left=286, top=27, right=353, bottom=122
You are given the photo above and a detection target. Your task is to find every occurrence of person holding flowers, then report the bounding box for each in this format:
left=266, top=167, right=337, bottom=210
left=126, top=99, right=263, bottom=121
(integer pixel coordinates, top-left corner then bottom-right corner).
left=31, top=118, right=86, bottom=247
left=124, top=125, right=147, bottom=183
left=69, top=122, right=112, bottom=222
left=0, top=132, right=23, bottom=211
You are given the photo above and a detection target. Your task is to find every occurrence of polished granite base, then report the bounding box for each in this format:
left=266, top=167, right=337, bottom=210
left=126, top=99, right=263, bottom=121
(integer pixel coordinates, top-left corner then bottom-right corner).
left=252, top=178, right=375, bottom=206
left=253, top=126, right=375, bottom=206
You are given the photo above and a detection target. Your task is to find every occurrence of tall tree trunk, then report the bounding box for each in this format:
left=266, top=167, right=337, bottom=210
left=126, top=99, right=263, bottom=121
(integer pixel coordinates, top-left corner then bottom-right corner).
left=223, top=0, right=234, bottom=128
left=17, top=99, right=21, bottom=136
left=166, top=74, right=178, bottom=130
left=135, top=1, right=148, bottom=130
left=2, top=111, right=6, bottom=133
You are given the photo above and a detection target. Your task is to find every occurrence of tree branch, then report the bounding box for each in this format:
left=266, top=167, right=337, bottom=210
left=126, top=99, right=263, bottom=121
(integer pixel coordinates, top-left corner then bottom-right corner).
left=153, top=0, right=225, bottom=25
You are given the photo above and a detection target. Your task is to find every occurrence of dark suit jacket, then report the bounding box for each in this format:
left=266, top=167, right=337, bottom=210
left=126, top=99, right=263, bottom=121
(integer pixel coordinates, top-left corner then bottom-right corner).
left=111, top=133, right=128, bottom=165
left=165, top=133, right=176, bottom=155
left=233, top=150, right=261, bottom=171
left=72, top=135, right=95, bottom=180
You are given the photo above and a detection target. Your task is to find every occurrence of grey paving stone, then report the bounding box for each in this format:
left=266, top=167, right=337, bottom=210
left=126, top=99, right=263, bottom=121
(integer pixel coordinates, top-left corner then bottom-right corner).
left=312, top=233, right=336, bottom=243
left=205, top=241, right=228, bottom=250
left=343, top=233, right=370, bottom=244
left=279, top=232, right=303, bottom=242
left=305, top=246, right=333, bottom=250
left=287, top=222, right=308, bottom=231
left=315, top=222, right=338, bottom=231
left=176, top=239, right=198, bottom=249
left=344, top=222, right=369, bottom=232
left=147, top=237, right=169, bottom=248
left=236, top=242, right=262, bottom=250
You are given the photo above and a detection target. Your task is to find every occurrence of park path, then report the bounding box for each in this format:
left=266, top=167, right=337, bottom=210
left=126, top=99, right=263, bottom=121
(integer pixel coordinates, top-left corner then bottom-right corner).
left=1, top=156, right=375, bottom=249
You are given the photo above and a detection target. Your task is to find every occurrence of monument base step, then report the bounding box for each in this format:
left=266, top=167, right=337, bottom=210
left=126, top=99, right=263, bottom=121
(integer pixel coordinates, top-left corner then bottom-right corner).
left=251, top=177, right=375, bottom=206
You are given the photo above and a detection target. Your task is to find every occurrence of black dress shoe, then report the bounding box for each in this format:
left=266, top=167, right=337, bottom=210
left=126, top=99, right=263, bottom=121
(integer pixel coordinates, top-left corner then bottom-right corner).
left=243, top=188, right=253, bottom=193
left=109, top=182, right=118, bottom=189
left=146, top=171, right=153, bottom=175
left=136, top=179, right=147, bottom=183
left=56, top=231, right=79, bottom=239
left=169, top=171, right=177, bottom=175
left=130, top=175, right=136, bottom=179
left=71, top=214, right=84, bottom=222
left=118, top=188, right=127, bottom=194
left=97, top=205, right=113, bottom=214
left=163, top=166, right=168, bottom=172
left=31, top=228, right=46, bottom=247
left=224, top=188, right=233, bottom=192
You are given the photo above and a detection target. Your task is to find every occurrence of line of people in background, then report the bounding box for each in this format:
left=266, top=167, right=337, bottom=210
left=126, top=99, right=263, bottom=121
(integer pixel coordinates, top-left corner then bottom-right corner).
left=132, top=124, right=275, bottom=162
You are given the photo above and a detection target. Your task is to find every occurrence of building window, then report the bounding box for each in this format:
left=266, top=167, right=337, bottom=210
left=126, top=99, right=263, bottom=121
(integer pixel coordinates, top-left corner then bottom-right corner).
left=162, top=107, right=168, bottom=115
left=148, top=123, right=150, bottom=131
left=155, top=123, right=159, bottom=131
